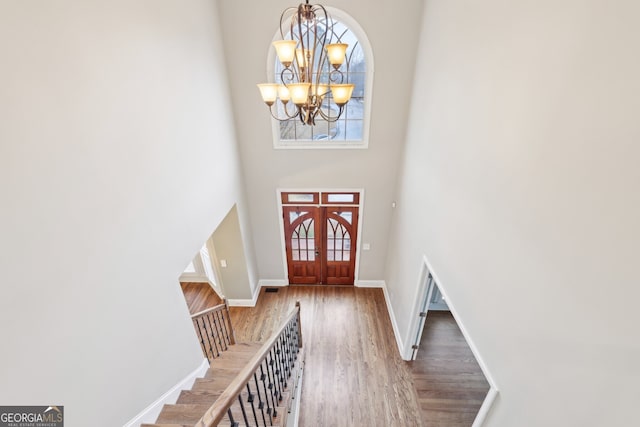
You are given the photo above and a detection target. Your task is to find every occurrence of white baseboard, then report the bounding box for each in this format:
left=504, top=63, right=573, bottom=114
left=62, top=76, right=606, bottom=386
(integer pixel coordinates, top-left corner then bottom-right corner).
left=179, top=274, right=209, bottom=283
left=472, top=386, right=499, bottom=427
left=227, top=283, right=262, bottom=307
left=354, top=279, right=385, bottom=288
left=378, top=282, right=405, bottom=358
left=259, top=279, right=289, bottom=287
left=123, top=358, right=209, bottom=427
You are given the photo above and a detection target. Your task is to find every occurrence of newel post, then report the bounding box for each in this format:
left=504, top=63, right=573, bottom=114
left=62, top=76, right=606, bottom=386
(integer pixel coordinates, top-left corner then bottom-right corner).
left=224, top=298, right=236, bottom=345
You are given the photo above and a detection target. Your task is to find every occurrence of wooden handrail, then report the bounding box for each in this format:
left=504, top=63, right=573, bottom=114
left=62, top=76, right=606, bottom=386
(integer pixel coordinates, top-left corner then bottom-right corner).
left=196, top=301, right=302, bottom=427
left=191, top=303, right=226, bottom=319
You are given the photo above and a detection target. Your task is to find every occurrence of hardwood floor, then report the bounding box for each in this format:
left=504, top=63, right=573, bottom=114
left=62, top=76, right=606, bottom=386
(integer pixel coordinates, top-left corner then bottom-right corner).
left=410, top=311, right=490, bottom=427
left=180, top=282, right=223, bottom=315
left=183, top=284, right=489, bottom=426
left=229, top=286, right=425, bottom=427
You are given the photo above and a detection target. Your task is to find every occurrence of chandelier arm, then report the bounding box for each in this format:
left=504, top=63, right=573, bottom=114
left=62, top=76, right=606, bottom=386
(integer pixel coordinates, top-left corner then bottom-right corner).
left=316, top=104, right=344, bottom=122
left=279, top=67, right=296, bottom=86
left=295, top=4, right=308, bottom=82
left=267, top=102, right=303, bottom=122
left=329, top=68, right=345, bottom=84
left=279, top=7, right=297, bottom=40
left=314, top=4, right=331, bottom=87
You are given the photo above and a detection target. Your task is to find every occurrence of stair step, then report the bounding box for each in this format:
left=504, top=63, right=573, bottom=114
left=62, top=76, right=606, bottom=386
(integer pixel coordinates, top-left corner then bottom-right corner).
left=203, top=365, right=249, bottom=378
left=213, top=342, right=263, bottom=360
left=191, top=374, right=242, bottom=392
left=152, top=343, right=303, bottom=426
left=222, top=342, right=263, bottom=353
left=177, top=389, right=221, bottom=405
left=156, top=403, right=211, bottom=424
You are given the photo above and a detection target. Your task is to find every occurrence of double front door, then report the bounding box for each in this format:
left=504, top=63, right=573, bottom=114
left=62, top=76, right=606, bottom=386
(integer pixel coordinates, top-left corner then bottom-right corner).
left=282, top=192, right=359, bottom=285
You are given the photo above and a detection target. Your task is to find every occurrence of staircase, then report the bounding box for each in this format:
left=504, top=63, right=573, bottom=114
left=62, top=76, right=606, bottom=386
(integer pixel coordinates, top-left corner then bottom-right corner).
left=142, top=302, right=304, bottom=427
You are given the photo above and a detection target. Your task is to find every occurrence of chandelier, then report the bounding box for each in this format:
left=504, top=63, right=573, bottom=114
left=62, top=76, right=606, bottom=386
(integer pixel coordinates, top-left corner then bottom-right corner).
left=257, top=1, right=355, bottom=126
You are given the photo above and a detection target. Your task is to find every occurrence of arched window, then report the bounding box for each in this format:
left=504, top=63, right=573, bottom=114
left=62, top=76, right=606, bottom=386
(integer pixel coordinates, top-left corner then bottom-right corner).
left=268, top=8, right=373, bottom=149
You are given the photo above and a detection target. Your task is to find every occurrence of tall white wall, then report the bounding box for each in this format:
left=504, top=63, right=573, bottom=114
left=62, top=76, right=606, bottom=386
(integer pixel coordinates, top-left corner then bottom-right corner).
left=0, top=1, right=253, bottom=425
left=386, top=0, right=640, bottom=425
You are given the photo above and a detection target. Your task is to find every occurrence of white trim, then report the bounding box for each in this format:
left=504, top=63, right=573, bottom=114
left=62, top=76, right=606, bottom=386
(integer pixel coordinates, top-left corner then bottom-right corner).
left=227, top=283, right=261, bottom=307
left=472, top=387, right=499, bottom=427
left=411, top=255, right=500, bottom=426
left=178, top=273, right=209, bottom=283
left=259, top=279, right=289, bottom=287
left=276, top=190, right=290, bottom=282
left=380, top=282, right=405, bottom=357
left=354, top=279, right=385, bottom=288
left=123, top=359, right=209, bottom=427
left=404, top=262, right=434, bottom=359
left=353, top=189, right=365, bottom=284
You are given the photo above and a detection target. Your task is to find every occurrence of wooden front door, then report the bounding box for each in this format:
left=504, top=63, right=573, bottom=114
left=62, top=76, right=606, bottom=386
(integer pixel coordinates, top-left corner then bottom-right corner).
left=282, top=192, right=359, bottom=285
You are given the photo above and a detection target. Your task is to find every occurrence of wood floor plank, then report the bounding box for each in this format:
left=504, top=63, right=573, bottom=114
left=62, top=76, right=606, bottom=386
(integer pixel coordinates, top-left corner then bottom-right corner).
left=220, top=286, right=488, bottom=426
left=229, top=286, right=425, bottom=427
left=410, top=311, right=490, bottom=426
left=180, top=282, right=223, bottom=314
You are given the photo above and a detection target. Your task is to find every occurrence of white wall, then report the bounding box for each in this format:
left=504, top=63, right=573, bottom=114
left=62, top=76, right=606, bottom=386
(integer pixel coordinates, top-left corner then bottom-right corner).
left=212, top=205, right=254, bottom=300
left=216, top=0, right=424, bottom=282
left=0, top=1, right=253, bottom=425
left=386, top=0, right=640, bottom=425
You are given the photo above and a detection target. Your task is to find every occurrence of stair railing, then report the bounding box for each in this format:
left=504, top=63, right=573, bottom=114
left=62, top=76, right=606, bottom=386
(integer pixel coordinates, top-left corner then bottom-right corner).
left=191, top=299, right=236, bottom=361
left=195, top=301, right=303, bottom=427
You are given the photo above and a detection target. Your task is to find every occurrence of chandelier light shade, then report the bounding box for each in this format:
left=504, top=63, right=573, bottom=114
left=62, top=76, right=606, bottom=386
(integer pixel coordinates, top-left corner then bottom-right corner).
left=258, top=0, right=355, bottom=126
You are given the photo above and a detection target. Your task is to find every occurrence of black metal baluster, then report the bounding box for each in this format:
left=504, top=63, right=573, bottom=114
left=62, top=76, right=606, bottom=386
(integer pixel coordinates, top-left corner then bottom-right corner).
left=199, top=316, right=216, bottom=360
left=212, top=312, right=226, bottom=354
left=254, top=372, right=268, bottom=426
left=245, top=382, right=260, bottom=426
left=212, top=311, right=224, bottom=350
left=291, top=319, right=299, bottom=351
left=227, top=407, right=238, bottom=427
left=282, top=332, right=292, bottom=379
left=274, top=342, right=286, bottom=394
left=263, top=359, right=278, bottom=420
left=237, top=394, right=249, bottom=426
left=283, top=327, right=294, bottom=380
left=217, top=311, right=229, bottom=350
left=267, top=348, right=282, bottom=406
left=219, top=310, right=232, bottom=345
left=209, top=311, right=226, bottom=353
left=194, top=319, right=208, bottom=360
left=204, top=312, right=221, bottom=357
left=291, top=320, right=299, bottom=356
